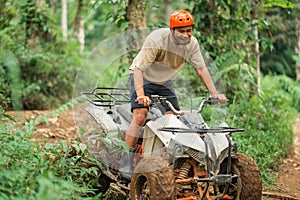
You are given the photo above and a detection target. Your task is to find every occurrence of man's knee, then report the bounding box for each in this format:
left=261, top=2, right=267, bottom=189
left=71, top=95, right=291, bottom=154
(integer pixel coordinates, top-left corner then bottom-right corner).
left=132, top=108, right=148, bottom=126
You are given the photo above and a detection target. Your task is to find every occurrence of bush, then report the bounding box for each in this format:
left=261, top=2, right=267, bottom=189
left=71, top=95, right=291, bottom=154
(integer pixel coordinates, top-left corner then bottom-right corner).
left=262, top=75, right=300, bottom=112
left=0, top=1, right=82, bottom=110
left=226, top=75, right=298, bottom=184
left=0, top=104, right=104, bottom=199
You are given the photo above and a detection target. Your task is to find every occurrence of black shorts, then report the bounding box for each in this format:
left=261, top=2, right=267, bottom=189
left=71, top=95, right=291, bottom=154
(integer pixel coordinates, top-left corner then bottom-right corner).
left=129, top=74, right=180, bottom=113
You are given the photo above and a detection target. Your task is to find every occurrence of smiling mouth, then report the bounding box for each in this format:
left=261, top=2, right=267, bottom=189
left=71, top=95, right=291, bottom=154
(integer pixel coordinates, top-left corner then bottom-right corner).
left=179, top=37, right=191, bottom=44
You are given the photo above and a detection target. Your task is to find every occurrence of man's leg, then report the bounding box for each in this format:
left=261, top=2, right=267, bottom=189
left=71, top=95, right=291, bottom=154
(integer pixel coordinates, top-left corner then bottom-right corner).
left=125, top=108, right=148, bottom=147
left=120, top=108, right=148, bottom=180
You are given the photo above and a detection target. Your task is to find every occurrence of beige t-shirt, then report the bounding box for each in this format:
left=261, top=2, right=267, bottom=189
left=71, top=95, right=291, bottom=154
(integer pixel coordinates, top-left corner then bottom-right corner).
left=129, top=28, right=205, bottom=84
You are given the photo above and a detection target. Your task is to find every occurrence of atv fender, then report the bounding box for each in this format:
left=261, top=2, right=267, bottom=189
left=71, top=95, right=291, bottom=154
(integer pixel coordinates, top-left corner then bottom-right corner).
left=85, top=104, right=119, bottom=133
left=143, top=114, right=188, bottom=155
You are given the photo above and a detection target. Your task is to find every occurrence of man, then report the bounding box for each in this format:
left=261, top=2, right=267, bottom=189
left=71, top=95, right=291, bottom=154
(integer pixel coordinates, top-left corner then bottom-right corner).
left=120, top=10, right=226, bottom=179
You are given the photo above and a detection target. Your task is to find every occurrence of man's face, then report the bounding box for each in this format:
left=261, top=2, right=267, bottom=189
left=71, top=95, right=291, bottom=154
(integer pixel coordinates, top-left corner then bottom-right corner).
left=173, top=26, right=193, bottom=45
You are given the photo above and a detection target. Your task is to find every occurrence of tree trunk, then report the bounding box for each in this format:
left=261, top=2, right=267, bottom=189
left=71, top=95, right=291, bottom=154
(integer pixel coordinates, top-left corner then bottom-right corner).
left=296, top=1, right=300, bottom=82
left=71, top=0, right=83, bottom=37
left=126, top=0, right=147, bottom=30
left=126, top=0, right=147, bottom=63
left=78, top=19, right=85, bottom=52
left=164, top=0, right=173, bottom=25
left=61, top=0, right=67, bottom=42
left=254, top=24, right=261, bottom=93
left=71, top=0, right=85, bottom=50
left=50, top=0, right=56, bottom=15
left=250, top=0, right=261, bottom=94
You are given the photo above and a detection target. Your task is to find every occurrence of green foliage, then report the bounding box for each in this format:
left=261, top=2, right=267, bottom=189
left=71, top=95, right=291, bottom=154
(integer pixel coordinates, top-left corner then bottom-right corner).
left=18, top=0, right=55, bottom=46
left=263, top=0, right=294, bottom=8
left=187, top=0, right=252, bottom=62
left=19, top=44, right=80, bottom=109
left=262, top=75, right=300, bottom=111
left=182, top=0, right=297, bottom=82
left=0, top=122, right=73, bottom=199
left=85, top=1, right=127, bottom=49
left=0, top=44, right=80, bottom=110
left=0, top=1, right=82, bottom=110
left=292, top=55, right=300, bottom=63
left=260, top=5, right=296, bottom=79
left=0, top=94, right=11, bottom=121
left=0, top=1, right=19, bottom=29
left=227, top=75, right=298, bottom=184
left=1, top=51, right=22, bottom=110
left=220, top=63, right=258, bottom=101
left=96, top=131, right=130, bottom=153
left=44, top=140, right=104, bottom=199
left=0, top=103, right=104, bottom=199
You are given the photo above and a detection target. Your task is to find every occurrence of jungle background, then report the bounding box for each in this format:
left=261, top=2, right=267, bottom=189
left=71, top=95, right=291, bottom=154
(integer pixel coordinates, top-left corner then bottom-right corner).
left=0, top=0, right=300, bottom=199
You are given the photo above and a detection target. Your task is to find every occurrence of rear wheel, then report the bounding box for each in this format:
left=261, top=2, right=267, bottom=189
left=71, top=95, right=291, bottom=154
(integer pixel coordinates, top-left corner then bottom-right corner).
left=130, top=156, right=176, bottom=200
left=221, top=153, right=262, bottom=200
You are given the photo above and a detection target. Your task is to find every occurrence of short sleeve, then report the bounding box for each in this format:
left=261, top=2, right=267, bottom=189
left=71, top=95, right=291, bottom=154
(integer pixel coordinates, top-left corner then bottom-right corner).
left=189, top=39, right=206, bottom=69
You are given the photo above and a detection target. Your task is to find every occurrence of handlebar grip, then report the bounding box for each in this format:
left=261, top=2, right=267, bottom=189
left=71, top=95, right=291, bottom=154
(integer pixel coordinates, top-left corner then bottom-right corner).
left=207, top=96, right=220, bottom=105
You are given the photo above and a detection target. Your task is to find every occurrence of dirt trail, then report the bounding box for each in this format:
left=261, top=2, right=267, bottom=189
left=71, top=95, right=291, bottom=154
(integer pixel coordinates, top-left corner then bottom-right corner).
left=263, top=118, right=300, bottom=200
left=278, top=118, right=300, bottom=196
left=5, top=110, right=300, bottom=199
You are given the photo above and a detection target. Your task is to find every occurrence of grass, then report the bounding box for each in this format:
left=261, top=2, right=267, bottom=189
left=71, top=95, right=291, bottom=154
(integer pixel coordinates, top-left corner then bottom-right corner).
left=226, top=76, right=298, bottom=184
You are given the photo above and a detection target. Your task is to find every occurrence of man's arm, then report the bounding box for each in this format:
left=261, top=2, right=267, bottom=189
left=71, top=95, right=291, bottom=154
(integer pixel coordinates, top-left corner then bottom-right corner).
left=195, top=67, right=227, bottom=103
left=133, top=67, right=151, bottom=106
left=133, top=67, right=144, bottom=97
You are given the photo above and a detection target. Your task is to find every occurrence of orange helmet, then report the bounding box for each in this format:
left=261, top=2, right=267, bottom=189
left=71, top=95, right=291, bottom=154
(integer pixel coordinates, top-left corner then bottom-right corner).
left=170, top=10, right=194, bottom=29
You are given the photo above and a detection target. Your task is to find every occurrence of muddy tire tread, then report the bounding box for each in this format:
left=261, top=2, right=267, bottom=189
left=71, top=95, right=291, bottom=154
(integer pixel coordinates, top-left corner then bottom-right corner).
left=232, top=153, right=262, bottom=200
left=130, top=156, right=176, bottom=200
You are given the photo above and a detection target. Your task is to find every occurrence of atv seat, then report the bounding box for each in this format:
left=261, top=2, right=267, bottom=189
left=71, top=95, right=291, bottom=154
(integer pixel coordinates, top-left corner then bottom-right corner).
left=116, top=103, right=163, bottom=125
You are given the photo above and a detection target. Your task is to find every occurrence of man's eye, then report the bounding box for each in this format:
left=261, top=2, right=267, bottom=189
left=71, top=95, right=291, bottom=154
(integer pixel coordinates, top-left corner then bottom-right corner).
left=179, top=30, right=191, bottom=34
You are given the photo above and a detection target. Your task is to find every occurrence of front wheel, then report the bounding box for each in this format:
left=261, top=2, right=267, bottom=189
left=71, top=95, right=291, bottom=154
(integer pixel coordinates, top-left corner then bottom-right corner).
left=222, top=153, right=262, bottom=200
left=130, top=156, right=176, bottom=200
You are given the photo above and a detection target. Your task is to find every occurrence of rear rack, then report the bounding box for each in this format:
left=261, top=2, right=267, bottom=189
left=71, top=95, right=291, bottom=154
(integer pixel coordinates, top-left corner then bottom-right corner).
left=80, top=87, right=130, bottom=107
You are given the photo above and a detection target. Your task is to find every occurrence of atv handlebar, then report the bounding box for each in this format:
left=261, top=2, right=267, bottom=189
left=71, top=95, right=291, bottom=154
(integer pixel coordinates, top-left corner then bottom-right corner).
left=150, top=95, right=221, bottom=115
left=150, top=95, right=184, bottom=116
left=197, top=97, right=221, bottom=113
left=81, top=87, right=223, bottom=113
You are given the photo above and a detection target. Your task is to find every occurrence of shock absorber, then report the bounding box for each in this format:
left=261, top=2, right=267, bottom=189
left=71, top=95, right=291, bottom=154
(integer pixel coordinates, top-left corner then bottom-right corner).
left=176, top=161, right=192, bottom=193
left=178, top=161, right=191, bottom=179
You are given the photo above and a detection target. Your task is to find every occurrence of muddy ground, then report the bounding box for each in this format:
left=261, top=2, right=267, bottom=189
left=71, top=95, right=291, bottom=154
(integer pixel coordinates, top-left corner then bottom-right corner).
left=6, top=109, right=300, bottom=200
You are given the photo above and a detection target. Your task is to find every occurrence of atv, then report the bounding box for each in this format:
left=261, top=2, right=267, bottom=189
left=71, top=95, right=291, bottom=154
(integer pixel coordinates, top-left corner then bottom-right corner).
left=79, top=87, right=262, bottom=200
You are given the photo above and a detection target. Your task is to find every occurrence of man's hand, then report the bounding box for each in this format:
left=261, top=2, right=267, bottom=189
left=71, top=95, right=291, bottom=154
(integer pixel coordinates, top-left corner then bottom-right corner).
left=136, top=95, right=151, bottom=106
left=214, top=94, right=227, bottom=104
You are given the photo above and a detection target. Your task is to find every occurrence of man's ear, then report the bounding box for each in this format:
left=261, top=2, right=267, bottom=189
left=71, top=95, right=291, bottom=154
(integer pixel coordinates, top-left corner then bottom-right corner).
left=170, top=28, right=175, bottom=33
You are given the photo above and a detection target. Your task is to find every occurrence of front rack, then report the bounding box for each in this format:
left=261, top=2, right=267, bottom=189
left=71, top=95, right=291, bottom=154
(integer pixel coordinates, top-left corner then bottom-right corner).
left=81, top=87, right=130, bottom=107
